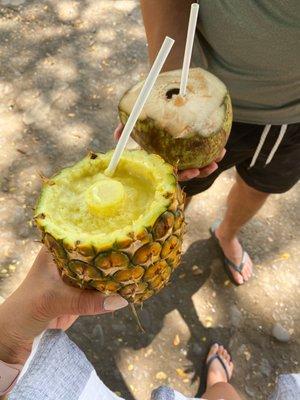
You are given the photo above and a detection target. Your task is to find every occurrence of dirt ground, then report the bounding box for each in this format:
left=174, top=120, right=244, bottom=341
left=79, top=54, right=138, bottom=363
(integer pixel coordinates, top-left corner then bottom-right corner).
left=0, top=1, right=299, bottom=399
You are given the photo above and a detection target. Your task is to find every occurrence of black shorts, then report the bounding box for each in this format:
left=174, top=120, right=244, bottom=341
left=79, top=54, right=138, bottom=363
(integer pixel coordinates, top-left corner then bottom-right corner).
left=182, top=122, right=300, bottom=197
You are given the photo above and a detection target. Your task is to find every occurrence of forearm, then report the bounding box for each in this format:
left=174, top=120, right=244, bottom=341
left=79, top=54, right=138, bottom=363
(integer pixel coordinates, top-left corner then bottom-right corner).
left=0, top=269, right=56, bottom=365
left=140, top=0, right=193, bottom=70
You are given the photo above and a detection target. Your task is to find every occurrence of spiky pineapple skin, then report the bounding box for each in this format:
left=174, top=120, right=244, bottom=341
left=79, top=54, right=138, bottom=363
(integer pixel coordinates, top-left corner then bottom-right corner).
left=35, top=155, right=186, bottom=304
left=119, top=94, right=232, bottom=170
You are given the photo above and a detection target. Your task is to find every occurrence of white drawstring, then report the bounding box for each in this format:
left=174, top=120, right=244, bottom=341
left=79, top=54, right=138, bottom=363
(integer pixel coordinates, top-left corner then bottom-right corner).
left=265, top=124, right=287, bottom=165
left=249, top=124, right=288, bottom=168
left=249, top=124, right=271, bottom=168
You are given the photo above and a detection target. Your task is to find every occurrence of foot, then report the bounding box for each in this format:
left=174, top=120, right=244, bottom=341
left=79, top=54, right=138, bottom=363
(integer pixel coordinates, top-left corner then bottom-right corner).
left=215, top=226, right=253, bottom=285
left=206, top=344, right=233, bottom=388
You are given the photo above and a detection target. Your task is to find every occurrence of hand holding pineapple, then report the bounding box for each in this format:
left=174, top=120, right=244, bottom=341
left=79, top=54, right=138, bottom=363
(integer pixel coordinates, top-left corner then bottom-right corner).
left=0, top=246, right=128, bottom=365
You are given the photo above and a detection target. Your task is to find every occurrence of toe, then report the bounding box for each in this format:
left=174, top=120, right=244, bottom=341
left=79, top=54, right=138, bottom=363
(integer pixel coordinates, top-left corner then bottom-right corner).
left=246, top=266, right=252, bottom=279
left=242, top=263, right=252, bottom=281
left=219, top=348, right=233, bottom=375
left=218, top=346, right=224, bottom=357
left=207, top=343, right=219, bottom=359
left=243, top=271, right=249, bottom=281
left=222, top=348, right=228, bottom=357
left=222, top=348, right=229, bottom=360
left=243, top=255, right=253, bottom=279
left=231, top=269, right=244, bottom=285
left=229, top=361, right=234, bottom=375
left=223, top=350, right=231, bottom=362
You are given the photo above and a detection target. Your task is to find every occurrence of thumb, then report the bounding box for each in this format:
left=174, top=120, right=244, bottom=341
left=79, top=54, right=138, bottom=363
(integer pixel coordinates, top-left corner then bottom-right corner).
left=58, top=287, right=128, bottom=316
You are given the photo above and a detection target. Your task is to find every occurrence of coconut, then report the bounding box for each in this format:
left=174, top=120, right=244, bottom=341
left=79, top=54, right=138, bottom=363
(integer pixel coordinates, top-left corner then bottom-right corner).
left=119, top=68, right=232, bottom=170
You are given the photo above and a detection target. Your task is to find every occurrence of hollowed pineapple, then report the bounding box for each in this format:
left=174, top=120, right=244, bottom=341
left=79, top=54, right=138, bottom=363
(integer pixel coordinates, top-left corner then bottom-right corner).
left=35, top=150, right=185, bottom=303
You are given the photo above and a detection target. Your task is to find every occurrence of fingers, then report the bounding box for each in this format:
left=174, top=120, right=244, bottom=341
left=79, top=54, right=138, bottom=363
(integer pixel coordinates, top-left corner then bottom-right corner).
left=178, top=147, right=226, bottom=181
left=40, top=285, right=129, bottom=321
left=178, top=162, right=218, bottom=181
left=63, top=289, right=128, bottom=316
left=178, top=168, right=200, bottom=181
left=29, top=247, right=128, bottom=320
left=214, top=148, right=226, bottom=163
left=198, top=161, right=218, bottom=177
left=113, top=123, right=124, bottom=141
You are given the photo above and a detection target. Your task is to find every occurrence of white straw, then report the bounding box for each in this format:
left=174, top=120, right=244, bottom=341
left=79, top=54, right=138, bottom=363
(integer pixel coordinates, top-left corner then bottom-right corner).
left=105, top=36, right=175, bottom=177
left=179, top=3, right=199, bottom=97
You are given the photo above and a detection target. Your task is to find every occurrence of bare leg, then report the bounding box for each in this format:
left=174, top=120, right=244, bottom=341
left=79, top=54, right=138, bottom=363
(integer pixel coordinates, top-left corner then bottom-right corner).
left=202, top=344, right=242, bottom=400
left=202, top=382, right=242, bottom=400
left=215, top=173, right=269, bottom=284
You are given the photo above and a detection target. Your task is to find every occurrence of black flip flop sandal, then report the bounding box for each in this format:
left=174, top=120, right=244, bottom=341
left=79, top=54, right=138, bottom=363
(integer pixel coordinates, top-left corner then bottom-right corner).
left=198, top=344, right=232, bottom=396
left=206, top=352, right=231, bottom=383
left=210, top=219, right=248, bottom=286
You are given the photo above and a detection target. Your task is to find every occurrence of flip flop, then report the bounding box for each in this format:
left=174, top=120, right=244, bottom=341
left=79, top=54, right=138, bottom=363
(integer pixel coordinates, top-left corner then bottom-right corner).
left=198, top=344, right=232, bottom=395
left=206, top=351, right=231, bottom=383
left=210, top=219, right=248, bottom=286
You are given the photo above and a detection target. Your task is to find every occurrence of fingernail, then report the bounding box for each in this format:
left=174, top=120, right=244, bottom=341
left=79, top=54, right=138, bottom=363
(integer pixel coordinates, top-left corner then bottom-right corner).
left=104, top=295, right=128, bottom=311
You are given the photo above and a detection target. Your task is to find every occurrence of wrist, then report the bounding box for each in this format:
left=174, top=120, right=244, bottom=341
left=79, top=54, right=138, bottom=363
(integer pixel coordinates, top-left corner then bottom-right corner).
left=0, top=336, right=30, bottom=366
left=0, top=301, right=33, bottom=365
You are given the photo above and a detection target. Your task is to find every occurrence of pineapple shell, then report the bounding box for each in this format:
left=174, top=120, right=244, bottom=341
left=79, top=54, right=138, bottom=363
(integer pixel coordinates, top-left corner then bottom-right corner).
left=35, top=150, right=186, bottom=304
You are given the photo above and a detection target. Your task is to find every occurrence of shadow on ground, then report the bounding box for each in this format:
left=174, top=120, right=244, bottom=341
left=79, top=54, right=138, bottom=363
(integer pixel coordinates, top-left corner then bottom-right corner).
left=69, top=238, right=226, bottom=399
left=69, top=222, right=300, bottom=399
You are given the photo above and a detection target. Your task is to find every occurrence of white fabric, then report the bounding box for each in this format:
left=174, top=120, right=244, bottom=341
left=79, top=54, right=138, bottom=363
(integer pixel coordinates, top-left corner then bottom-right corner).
left=79, top=370, right=124, bottom=400
left=268, top=373, right=300, bottom=399
left=293, top=374, right=300, bottom=385
left=249, top=124, right=288, bottom=168
left=265, top=124, right=288, bottom=164
left=16, top=331, right=44, bottom=383
left=249, top=124, right=271, bottom=168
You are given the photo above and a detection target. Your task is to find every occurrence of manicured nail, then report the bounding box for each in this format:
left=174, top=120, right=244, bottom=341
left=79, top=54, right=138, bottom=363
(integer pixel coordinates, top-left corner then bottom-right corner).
left=104, top=295, right=128, bottom=311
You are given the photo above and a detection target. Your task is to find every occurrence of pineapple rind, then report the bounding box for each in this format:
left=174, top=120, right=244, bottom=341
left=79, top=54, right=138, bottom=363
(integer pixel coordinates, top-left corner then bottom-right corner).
left=35, top=150, right=185, bottom=303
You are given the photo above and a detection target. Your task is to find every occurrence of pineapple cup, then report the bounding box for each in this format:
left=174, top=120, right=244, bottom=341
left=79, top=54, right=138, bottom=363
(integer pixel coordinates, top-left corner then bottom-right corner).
left=35, top=150, right=186, bottom=304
